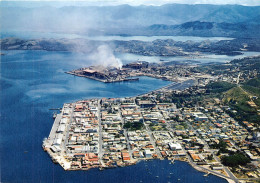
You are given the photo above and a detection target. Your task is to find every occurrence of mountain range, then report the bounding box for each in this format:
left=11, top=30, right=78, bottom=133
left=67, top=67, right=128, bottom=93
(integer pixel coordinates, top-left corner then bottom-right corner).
left=1, top=3, right=260, bottom=38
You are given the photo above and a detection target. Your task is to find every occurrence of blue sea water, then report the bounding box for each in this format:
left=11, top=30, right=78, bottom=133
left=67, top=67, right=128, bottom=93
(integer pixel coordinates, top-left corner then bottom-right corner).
left=0, top=50, right=227, bottom=183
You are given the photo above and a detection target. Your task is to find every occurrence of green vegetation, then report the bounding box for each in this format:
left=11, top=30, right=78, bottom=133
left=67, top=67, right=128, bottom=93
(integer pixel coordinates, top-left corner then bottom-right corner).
left=175, top=125, right=185, bottom=130
left=171, top=93, right=204, bottom=108
left=196, top=63, right=232, bottom=75
left=197, top=56, right=260, bottom=77
left=206, top=81, right=236, bottom=93
left=210, top=139, right=232, bottom=155
left=231, top=56, right=260, bottom=71
left=149, top=123, right=167, bottom=131
left=171, top=81, right=236, bottom=108
left=156, top=94, right=172, bottom=103
left=221, top=152, right=250, bottom=167
left=210, top=139, right=227, bottom=149
left=242, top=77, right=260, bottom=107
left=207, top=154, right=213, bottom=160
left=124, top=122, right=144, bottom=131
left=244, top=77, right=260, bottom=88
left=223, top=85, right=260, bottom=124
left=223, top=87, right=250, bottom=106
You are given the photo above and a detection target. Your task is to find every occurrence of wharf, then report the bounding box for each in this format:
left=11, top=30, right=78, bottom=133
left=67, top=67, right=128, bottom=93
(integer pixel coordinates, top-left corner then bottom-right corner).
left=65, top=71, right=139, bottom=83
left=44, top=113, right=62, bottom=148
left=49, top=113, right=62, bottom=140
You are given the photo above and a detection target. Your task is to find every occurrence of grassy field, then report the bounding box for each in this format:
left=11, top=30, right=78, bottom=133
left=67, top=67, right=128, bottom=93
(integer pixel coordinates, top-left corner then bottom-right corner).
left=242, top=78, right=260, bottom=106
left=223, top=78, right=260, bottom=124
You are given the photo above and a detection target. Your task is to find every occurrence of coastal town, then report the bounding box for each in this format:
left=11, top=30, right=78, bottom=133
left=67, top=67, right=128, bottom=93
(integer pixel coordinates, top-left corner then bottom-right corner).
left=3, top=1, right=260, bottom=183
left=43, top=56, right=260, bottom=183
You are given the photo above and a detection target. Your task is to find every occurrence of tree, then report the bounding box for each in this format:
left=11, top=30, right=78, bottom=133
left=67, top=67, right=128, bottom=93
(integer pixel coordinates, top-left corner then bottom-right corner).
left=207, top=154, right=213, bottom=160
left=221, top=153, right=250, bottom=167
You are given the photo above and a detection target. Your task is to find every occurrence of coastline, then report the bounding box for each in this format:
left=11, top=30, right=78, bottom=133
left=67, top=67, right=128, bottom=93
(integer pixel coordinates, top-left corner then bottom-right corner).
left=185, top=158, right=235, bottom=183
left=43, top=144, right=233, bottom=183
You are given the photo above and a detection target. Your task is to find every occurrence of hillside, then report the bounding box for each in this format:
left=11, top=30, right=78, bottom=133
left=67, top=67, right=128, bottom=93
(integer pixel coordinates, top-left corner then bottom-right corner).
left=145, top=21, right=260, bottom=38
left=206, top=81, right=236, bottom=93
left=223, top=79, right=260, bottom=124
left=242, top=78, right=260, bottom=106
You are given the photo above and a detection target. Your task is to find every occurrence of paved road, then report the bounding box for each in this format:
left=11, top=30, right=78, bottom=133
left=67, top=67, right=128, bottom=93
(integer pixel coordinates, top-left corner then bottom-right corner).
left=118, top=107, right=133, bottom=158
left=213, top=153, right=239, bottom=183
left=143, top=121, right=162, bottom=158
left=97, top=100, right=104, bottom=164
left=48, top=113, right=62, bottom=143
left=63, top=104, right=75, bottom=154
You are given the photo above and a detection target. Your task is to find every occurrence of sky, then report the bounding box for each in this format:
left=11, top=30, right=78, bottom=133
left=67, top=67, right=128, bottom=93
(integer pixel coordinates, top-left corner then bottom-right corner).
left=1, top=0, right=260, bottom=6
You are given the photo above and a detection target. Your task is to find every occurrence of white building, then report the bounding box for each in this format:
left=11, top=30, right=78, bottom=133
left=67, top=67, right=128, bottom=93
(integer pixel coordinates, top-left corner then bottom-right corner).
left=169, top=143, right=182, bottom=150
left=144, top=149, right=152, bottom=158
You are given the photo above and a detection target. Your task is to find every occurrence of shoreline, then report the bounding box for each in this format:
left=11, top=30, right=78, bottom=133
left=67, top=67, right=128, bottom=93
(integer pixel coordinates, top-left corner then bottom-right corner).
left=185, top=159, right=235, bottom=183
left=43, top=145, right=234, bottom=183
left=65, top=71, right=140, bottom=83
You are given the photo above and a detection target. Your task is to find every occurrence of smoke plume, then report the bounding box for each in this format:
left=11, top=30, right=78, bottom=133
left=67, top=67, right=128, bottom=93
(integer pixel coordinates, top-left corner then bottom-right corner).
left=89, top=45, right=123, bottom=69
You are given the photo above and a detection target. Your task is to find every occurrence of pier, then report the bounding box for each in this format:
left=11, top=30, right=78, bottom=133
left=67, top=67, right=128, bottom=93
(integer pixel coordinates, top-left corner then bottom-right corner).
left=66, top=71, right=139, bottom=83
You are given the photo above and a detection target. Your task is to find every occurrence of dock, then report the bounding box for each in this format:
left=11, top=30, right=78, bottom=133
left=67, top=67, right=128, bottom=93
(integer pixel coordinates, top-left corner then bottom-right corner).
left=66, top=71, right=139, bottom=83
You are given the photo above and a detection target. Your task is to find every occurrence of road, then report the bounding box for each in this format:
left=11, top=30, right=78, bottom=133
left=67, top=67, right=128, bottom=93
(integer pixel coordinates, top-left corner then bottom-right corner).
left=142, top=120, right=162, bottom=159
left=63, top=104, right=75, bottom=154
left=97, top=100, right=104, bottom=165
left=48, top=113, right=62, bottom=143
left=237, top=72, right=241, bottom=84
left=118, top=107, right=133, bottom=158
left=212, top=153, right=239, bottom=182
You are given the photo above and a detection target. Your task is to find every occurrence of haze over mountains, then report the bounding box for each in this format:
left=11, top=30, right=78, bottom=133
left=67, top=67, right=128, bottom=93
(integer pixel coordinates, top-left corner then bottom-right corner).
left=1, top=3, right=260, bottom=38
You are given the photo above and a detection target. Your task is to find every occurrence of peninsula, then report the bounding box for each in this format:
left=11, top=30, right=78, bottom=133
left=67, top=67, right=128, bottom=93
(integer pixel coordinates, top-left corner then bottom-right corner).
left=66, top=61, right=206, bottom=83
left=43, top=56, right=260, bottom=183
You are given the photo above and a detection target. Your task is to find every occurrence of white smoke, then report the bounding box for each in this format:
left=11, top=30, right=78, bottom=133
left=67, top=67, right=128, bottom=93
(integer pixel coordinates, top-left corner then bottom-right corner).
left=89, top=45, right=123, bottom=69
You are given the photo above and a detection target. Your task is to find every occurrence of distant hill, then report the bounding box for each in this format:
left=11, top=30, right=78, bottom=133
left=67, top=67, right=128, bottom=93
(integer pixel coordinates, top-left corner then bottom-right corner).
left=1, top=3, right=260, bottom=37
left=145, top=21, right=260, bottom=38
